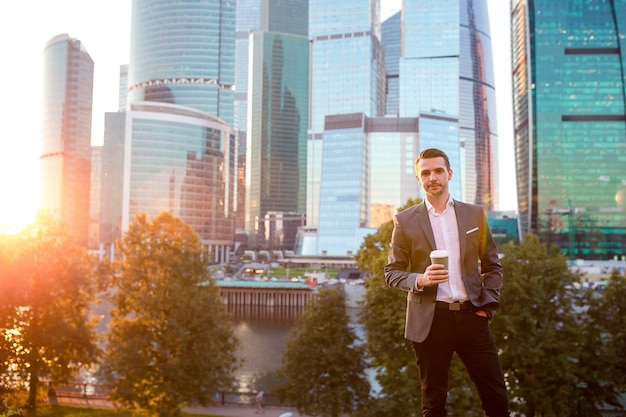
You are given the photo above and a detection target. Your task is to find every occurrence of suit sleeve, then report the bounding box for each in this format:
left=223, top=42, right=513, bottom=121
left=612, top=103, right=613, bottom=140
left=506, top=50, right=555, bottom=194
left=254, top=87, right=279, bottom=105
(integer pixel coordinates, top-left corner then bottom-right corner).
left=384, top=214, right=419, bottom=293
left=477, top=209, right=503, bottom=311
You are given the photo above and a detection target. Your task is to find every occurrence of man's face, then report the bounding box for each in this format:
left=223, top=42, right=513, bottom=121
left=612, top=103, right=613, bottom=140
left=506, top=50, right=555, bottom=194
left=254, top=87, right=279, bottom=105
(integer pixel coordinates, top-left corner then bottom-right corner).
left=416, top=157, right=452, bottom=199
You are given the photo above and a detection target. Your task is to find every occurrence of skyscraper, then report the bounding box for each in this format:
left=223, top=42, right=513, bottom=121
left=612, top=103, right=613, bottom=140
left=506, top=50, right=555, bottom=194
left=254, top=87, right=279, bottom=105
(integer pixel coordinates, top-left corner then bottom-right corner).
left=98, top=0, right=238, bottom=262
left=401, top=0, right=498, bottom=210
left=41, top=34, right=94, bottom=246
left=244, top=0, right=309, bottom=249
left=382, top=11, right=401, bottom=116
left=128, top=0, right=235, bottom=124
left=307, top=0, right=386, bottom=228
left=309, top=113, right=461, bottom=256
left=512, top=0, right=626, bottom=260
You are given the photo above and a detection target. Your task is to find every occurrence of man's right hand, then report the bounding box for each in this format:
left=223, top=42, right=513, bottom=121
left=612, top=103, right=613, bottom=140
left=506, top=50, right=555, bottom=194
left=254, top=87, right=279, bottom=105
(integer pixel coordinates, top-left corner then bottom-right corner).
left=418, top=264, right=449, bottom=288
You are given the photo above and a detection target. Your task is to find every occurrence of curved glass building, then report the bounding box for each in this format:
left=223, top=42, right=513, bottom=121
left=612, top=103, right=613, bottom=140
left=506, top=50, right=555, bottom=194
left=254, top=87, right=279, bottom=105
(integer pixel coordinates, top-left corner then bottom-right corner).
left=121, top=102, right=236, bottom=250
left=128, top=0, right=235, bottom=125
left=400, top=0, right=498, bottom=210
left=99, top=0, right=238, bottom=260
left=512, top=0, right=626, bottom=260
left=41, top=34, right=94, bottom=246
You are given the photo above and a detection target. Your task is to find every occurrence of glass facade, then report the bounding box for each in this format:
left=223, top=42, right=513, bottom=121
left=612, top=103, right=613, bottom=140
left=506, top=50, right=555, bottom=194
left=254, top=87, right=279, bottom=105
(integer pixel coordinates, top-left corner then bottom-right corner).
left=369, top=126, right=419, bottom=228
left=317, top=115, right=371, bottom=256
left=123, top=103, right=236, bottom=246
left=307, top=0, right=385, bottom=228
left=41, top=34, right=93, bottom=247
left=245, top=31, right=309, bottom=248
left=401, top=0, right=498, bottom=210
left=311, top=114, right=457, bottom=256
left=128, top=0, right=235, bottom=125
left=236, top=0, right=309, bottom=238
left=513, top=0, right=626, bottom=260
left=382, top=11, right=401, bottom=116
left=100, top=112, right=126, bottom=251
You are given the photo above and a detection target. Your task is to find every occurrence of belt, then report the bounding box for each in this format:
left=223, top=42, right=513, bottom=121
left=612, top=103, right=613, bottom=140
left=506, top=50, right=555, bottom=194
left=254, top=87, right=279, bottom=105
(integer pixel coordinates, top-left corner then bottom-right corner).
left=435, top=301, right=472, bottom=311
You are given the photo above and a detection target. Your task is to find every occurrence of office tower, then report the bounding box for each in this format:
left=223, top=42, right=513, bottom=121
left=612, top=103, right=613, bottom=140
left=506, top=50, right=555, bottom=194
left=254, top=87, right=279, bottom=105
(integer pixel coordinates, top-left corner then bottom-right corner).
left=308, top=113, right=461, bottom=256
left=98, top=0, right=237, bottom=262
left=89, top=146, right=102, bottom=250
left=118, top=64, right=128, bottom=111
left=512, top=0, right=626, bottom=260
left=128, top=0, right=235, bottom=125
left=307, top=0, right=386, bottom=228
left=100, top=112, right=126, bottom=254
left=401, top=0, right=498, bottom=210
left=235, top=0, right=308, bottom=136
left=244, top=0, right=309, bottom=249
left=382, top=11, right=401, bottom=116
left=41, top=34, right=94, bottom=246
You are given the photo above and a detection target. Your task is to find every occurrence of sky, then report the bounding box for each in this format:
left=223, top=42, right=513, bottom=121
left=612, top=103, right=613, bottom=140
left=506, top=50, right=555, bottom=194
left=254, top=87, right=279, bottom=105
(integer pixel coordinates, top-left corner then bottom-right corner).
left=0, top=0, right=515, bottom=233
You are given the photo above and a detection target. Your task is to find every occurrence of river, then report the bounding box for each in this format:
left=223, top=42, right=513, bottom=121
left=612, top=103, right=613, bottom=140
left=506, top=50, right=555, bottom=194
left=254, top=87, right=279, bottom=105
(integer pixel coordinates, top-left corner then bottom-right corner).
left=229, top=304, right=366, bottom=395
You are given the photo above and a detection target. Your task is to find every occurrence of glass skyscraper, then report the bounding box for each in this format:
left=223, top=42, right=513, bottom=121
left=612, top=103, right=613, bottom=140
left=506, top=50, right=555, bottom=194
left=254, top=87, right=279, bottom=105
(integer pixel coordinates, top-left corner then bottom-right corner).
left=512, top=0, right=626, bottom=260
left=382, top=11, right=401, bottom=116
left=245, top=30, right=309, bottom=248
left=123, top=103, right=236, bottom=247
left=242, top=0, right=309, bottom=249
left=98, top=0, right=238, bottom=261
left=401, top=0, right=498, bottom=211
left=41, top=34, right=94, bottom=247
left=310, top=113, right=461, bottom=256
left=307, top=0, right=386, bottom=228
left=128, top=0, right=235, bottom=125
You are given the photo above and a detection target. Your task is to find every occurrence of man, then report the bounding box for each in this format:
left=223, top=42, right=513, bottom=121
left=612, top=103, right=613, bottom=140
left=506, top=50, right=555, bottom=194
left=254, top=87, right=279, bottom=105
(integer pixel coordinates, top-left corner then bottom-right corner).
left=255, top=390, right=264, bottom=414
left=384, top=148, right=509, bottom=416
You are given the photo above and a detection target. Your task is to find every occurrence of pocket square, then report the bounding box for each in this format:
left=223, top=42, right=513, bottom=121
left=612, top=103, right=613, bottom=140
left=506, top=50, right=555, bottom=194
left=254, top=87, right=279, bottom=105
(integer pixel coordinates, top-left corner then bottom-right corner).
left=466, top=227, right=479, bottom=235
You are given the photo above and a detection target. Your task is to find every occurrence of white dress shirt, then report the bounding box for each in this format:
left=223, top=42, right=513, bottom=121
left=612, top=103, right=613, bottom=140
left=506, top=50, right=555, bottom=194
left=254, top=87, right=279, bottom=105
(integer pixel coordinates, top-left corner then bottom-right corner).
left=425, top=197, right=469, bottom=303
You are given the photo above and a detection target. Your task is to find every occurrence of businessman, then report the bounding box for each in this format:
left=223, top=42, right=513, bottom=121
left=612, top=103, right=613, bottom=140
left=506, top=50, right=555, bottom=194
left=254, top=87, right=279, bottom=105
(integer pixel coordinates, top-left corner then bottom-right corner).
left=384, top=148, right=509, bottom=416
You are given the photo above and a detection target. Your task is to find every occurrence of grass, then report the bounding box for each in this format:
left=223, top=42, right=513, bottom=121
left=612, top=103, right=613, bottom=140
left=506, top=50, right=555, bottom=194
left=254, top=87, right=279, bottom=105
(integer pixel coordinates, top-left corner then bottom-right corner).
left=32, top=404, right=223, bottom=417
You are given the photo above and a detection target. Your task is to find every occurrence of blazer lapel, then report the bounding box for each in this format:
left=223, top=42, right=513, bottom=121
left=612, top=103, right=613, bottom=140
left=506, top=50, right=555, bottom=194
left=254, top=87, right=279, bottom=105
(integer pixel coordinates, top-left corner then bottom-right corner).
left=454, top=200, right=467, bottom=260
left=416, top=202, right=437, bottom=250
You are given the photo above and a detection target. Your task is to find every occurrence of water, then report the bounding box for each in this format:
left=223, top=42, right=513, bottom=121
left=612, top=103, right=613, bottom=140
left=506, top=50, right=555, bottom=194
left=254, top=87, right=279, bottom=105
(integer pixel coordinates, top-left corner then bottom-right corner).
left=229, top=305, right=371, bottom=395
left=229, top=305, right=301, bottom=393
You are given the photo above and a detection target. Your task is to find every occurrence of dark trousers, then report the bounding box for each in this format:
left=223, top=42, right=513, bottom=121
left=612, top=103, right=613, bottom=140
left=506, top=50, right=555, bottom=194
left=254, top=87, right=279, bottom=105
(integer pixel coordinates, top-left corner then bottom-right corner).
left=411, top=309, right=510, bottom=417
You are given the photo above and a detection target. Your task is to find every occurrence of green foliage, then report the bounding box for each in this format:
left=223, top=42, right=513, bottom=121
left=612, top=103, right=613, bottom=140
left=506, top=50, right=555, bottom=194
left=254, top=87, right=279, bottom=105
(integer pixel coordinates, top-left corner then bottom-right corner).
left=274, top=286, right=370, bottom=417
left=0, top=213, right=100, bottom=409
left=356, top=220, right=422, bottom=417
left=0, top=398, right=22, bottom=417
left=492, top=234, right=581, bottom=416
left=573, top=269, right=626, bottom=415
left=99, top=212, right=239, bottom=417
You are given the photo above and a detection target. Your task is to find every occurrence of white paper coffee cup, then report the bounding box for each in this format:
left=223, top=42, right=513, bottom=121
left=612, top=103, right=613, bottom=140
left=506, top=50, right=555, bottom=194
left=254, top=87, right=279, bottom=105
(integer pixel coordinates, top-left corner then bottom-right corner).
left=430, top=249, right=449, bottom=269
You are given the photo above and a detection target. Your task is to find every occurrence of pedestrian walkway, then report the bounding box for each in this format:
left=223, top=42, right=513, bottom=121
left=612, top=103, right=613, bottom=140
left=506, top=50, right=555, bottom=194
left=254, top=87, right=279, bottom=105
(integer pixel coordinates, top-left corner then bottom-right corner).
left=55, top=396, right=303, bottom=417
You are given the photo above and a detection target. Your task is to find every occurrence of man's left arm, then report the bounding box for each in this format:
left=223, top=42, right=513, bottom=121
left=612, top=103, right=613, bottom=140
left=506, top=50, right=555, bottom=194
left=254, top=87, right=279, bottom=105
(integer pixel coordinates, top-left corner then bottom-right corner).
left=477, top=210, right=503, bottom=317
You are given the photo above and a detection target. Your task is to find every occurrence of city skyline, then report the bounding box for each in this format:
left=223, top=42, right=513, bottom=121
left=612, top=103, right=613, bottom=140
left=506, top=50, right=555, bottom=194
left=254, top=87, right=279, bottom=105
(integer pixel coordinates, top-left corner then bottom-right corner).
left=0, top=0, right=515, bottom=233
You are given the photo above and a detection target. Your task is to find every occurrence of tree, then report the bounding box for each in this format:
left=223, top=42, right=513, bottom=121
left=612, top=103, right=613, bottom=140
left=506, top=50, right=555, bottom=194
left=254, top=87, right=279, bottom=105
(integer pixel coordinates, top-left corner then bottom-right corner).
left=0, top=214, right=100, bottom=413
left=356, top=219, right=421, bottom=417
left=492, top=233, right=581, bottom=417
left=274, top=286, right=370, bottom=417
left=573, top=269, right=626, bottom=416
left=356, top=198, right=481, bottom=417
left=99, top=212, right=238, bottom=417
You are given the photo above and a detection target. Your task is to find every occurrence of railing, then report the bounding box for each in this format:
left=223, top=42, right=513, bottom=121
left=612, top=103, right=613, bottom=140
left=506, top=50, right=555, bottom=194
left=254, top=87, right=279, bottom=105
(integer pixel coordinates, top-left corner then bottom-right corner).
left=52, top=382, right=284, bottom=407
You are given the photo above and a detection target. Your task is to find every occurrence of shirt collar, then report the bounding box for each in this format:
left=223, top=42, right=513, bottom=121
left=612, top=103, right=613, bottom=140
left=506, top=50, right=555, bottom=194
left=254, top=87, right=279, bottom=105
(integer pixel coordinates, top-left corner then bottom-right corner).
left=425, top=195, right=454, bottom=214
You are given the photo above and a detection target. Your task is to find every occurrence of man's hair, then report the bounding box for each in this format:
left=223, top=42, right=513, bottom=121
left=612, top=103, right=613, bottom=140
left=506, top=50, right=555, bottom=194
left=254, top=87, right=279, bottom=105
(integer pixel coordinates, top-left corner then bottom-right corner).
left=415, top=148, right=451, bottom=170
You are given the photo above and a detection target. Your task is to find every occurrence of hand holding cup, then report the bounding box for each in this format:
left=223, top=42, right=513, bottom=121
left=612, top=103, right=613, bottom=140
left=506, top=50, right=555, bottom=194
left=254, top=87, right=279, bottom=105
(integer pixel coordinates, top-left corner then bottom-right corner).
left=420, top=249, right=449, bottom=287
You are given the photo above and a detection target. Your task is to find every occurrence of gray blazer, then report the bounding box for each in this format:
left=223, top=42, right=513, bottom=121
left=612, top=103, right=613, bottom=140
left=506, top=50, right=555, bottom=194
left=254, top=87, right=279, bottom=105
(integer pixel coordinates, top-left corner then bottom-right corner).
left=384, top=200, right=503, bottom=343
